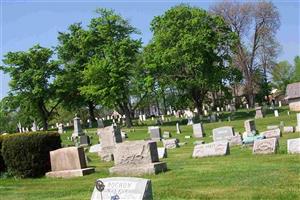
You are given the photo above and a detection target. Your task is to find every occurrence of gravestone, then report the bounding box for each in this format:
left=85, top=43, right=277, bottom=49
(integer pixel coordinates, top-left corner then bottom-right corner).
left=255, top=107, right=264, bottom=119
left=287, top=138, right=300, bottom=154
left=185, top=136, right=191, bottom=139
left=91, top=177, right=153, bottom=200
left=192, top=123, right=204, bottom=138
left=162, top=139, right=179, bottom=149
left=210, top=114, right=217, bottom=122
left=228, top=135, right=242, bottom=146
left=253, top=138, right=278, bottom=154
left=267, top=125, right=279, bottom=130
left=98, top=125, right=122, bottom=162
left=274, top=110, right=279, bottom=117
left=162, top=132, right=171, bottom=139
left=97, top=119, right=104, bottom=128
left=193, top=141, right=229, bottom=158
left=260, top=128, right=281, bottom=139
left=58, top=123, right=64, bottom=134
left=109, top=140, right=167, bottom=175
left=296, top=113, right=300, bottom=132
left=286, top=82, right=300, bottom=111
left=31, top=121, right=37, bottom=132
left=72, top=116, right=84, bottom=138
left=212, top=126, right=234, bottom=142
left=89, top=144, right=102, bottom=153
left=187, top=117, right=194, bottom=125
left=244, top=119, right=256, bottom=134
left=157, top=147, right=167, bottom=159
left=149, top=126, right=161, bottom=141
left=176, top=123, right=181, bottom=134
left=46, top=147, right=94, bottom=178
left=278, top=101, right=282, bottom=107
left=283, top=126, right=294, bottom=133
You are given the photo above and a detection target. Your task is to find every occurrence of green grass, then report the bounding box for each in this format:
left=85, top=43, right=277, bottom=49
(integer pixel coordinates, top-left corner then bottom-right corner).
left=0, top=107, right=300, bottom=199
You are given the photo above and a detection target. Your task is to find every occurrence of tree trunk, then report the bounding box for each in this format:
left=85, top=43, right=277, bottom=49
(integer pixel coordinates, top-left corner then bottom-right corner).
left=162, top=91, right=167, bottom=115
left=88, top=101, right=96, bottom=123
left=123, top=105, right=132, bottom=128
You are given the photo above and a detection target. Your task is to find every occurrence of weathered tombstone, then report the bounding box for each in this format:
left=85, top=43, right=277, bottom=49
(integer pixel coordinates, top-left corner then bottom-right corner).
left=193, top=141, right=229, bottom=158
left=89, top=144, right=102, bottom=153
left=46, top=147, right=95, bottom=178
left=255, top=107, right=264, bottom=119
left=192, top=123, right=204, bottom=138
left=176, top=123, right=181, bottom=134
left=267, top=125, right=279, bottom=130
left=162, top=131, right=171, bottom=139
left=244, top=119, right=256, bottom=136
left=98, top=125, right=122, bottom=162
left=260, top=128, right=281, bottom=139
left=283, top=126, right=294, bottom=133
left=212, top=126, right=234, bottom=142
left=91, top=177, right=153, bottom=200
left=58, top=123, right=64, bottom=134
left=296, top=113, right=300, bottom=132
left=109, top=140, right=167, bottom=175
left=97, top=119, right=104, bottom=128
left=286, top=82, right=300, bottom=111
left=274, top=110, right=279, bottom=117
left=162, top=139, right=179, bottom=149
left=287, top=138, right=300, bottom=154
left=149, top=126, right=161, bottom=141
left=157, top=147, right=167, bottom=159
left=253, top=138, right=278, bottom=154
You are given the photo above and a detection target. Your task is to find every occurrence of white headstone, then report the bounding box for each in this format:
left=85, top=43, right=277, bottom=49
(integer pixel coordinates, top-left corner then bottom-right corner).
left=193, top=141, right=229, bottom=158
left=274, top=110, right=279, bottom=117
left=283, top=126, right=294, bottom=133
left=176, top=123, right=181, bottom=134
left=278, top=101, right=282, bottom=107
left=253, top=138, right=278, bottom=154
left=192, top=123, right=204, bottom=138
left=91, top=177, right=153, bottom=200
left=287, top=138, right=300, bottom=154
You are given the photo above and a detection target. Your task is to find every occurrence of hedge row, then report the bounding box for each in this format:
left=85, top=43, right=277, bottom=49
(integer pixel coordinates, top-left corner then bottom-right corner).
left=1, top=132, right=61, bottom=178
left=0, top=135, right=6, bottom=172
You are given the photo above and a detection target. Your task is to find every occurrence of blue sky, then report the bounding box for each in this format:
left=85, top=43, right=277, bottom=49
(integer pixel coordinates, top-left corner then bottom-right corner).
left=0, top=0, right=299, bottom=99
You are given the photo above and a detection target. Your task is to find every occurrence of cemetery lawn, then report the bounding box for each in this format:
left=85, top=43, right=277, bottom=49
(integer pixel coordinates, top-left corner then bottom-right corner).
left=0, top=107, right=300, bottom=200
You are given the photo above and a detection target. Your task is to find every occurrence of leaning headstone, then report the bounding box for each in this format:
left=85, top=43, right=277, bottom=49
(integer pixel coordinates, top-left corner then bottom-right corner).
left=193, top=141, right=229, bottom=158
left=253, top=138, right=278, bottom=154
left=176, top=123, right=181, bottom=134
left=91, top=177, right=153, bottom=200
left=192, top=123, right=204, bottom=138
left=255, top=107, right=264, bottom=119
left=162, top=139, right=179, bottom=149
left=98, top=125, right=122, bottom=162
left=157, top=147, right=167, bottom=159
left=109, top=140, right=167, bottom=175
left=212, top=126, right=234, bottom=142
left=283, top=126, right=294, bottom=133
left=260, top=128, right=281, bottom=139
left=287, top=138, right=300, bottom=154
left=149, top=126, right=161, bottom=141
left=46, top=147, right=95, bottom=178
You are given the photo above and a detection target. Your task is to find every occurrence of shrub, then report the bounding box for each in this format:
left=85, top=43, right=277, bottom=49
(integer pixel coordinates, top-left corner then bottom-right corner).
left=2, top=132, right=61, bottom=178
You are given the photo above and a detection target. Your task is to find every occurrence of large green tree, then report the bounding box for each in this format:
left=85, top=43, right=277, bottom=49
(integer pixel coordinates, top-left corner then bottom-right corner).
left=144, top=4, right=238, bottom=115
left=56, top=23, right=97, bottom=122
left=80, top=9, right=141, bottom=127
left=271, top=61, right=294, bottom=94
left=0, top=45, right=60, bottom=130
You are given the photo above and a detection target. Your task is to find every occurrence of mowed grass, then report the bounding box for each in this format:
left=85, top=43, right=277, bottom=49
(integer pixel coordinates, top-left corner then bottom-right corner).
left=0, top=107, right=300, bottom=199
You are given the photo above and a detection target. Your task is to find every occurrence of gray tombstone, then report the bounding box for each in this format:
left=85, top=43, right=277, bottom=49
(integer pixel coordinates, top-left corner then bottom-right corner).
left=212, top=126, right=234, bottom=142
left=98, top=125, right=122, bottom=162
left=192, top=123, right=204, bottom=138
left=253, top=138, right=278, bottom=154
left=109, top=140, right=167, bottom=176
left=287, top=138, right=300, bottom=154
left=149, top=126, right=161, bottom=141
left=97, top=119, right=104, bottom=128
left=91, top=177, right=153, bottom=200
left=193, top=141, right=230, bottom=158
left=46, top=147, right=94, bottom=178
left=72, top=116, right=84, bottom=138
left=255, top=107, right=264, bottom=119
